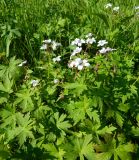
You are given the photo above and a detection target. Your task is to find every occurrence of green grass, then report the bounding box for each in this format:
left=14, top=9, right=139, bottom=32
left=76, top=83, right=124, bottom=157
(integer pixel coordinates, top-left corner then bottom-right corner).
left=0, top=1, right=139, bottom=159
left=0, top=0, right=138, bottom=61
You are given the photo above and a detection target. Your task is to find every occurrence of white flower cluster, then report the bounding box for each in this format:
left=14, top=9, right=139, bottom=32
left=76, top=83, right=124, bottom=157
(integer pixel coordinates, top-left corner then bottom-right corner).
left=71, top=33, right=96, bottom=47
left=70, top=33, right=96, bottom=59
left=105, top=3, right=119, bottom=12
left=68, top=58, right=90, bottom=70
left=40, top=39, right=61, bottom=51
left=68, top=33, right=116, bottom=70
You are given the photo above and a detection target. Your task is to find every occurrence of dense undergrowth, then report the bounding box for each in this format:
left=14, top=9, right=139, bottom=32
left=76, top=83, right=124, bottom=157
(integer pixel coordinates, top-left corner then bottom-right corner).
left=0, top=0, right=139, bottom=159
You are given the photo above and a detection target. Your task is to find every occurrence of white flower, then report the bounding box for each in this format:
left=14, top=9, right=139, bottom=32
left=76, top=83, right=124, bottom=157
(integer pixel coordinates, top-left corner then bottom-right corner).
left=74, top=47, right=82, bottom=53
left=105, top=3, right=112, bottom=9
left=77, top=65, right=84, bottom=70
left=97, top=40, right=108, bottom=47
left=86, top=37, right=96, bottom=44
left=106, top=47, right=116, bottom=52
left=135, top=6, right=139, bottom=10
left=113, top=6, right=119, bottom=12
left=99, top=47, right=116, bottom=53
left=74, top=58, right=82, bottom=67
left=54, top=79, right=59, bottom=84
left=68, top=58, right=90, bottom=70
left=52, top=41, right=61, bottom=50
left=31, top=80, right=39, bottom=87
left=71, top=38, right=85, bottom=46
left=53, top=56, right=61, bottom=62
left=85, top=62, right=90, bottom=67
left=52, top=42, right=57, bottom=50
left=71, top=38, right=80, bottom=46
left=18, top=60, right=27, bottom=67
left=68, top=58, right=82, bottom=68
left=79, top=39, right=86, bottom=46
left=75, top=57, right=82, bottom=63
left=70, top=47, right=82, bottom=58
left=99, top=47, right=107, bottom=54
left=82, top=59, right=90, bottom=67
left=85, top=33, right=93, bottom=38
left=68, top=61, right=76, bottom=68
left=43, top=39, right=52, bottom=44
left=40, top=44, right=47, bottom=50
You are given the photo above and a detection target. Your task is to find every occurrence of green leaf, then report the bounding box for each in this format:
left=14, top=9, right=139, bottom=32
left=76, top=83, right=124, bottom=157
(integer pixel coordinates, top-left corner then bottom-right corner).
left=0, top=107, right=17, bottom=129
left=115, top=143, right=135, bottom=160
left=42, top=143, right=65, bottom=160
left=96, top=152, right=112, bottom=160
left=131, top=127, right=139, bottom=136
left=97, top=126, right=117, bottom=135
left=7, top=113, right=35, bottom=146
left=0, top=143, right=10, bottom=160
left=64, top=135, right=95, bottom=160
left=63, top=82, right=87, bottom=96
left=14, top=88, right=34, bottom=112
left=67, top=101, right=86, bottom=125
left=53, top=112, right=72, bottom=134
left=118, top=103, right=130, bottom=113
left=81, top=134, right=95, bottom=160
left=115, top=112, right=124, bottom=128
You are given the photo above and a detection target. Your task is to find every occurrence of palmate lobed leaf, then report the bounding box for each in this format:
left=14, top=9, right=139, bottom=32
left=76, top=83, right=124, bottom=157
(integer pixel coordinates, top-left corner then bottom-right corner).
left=0, top=74, right=13, bottom=93
left=42, top=143, right=65, bottom=160
left=14, top=89, right=34, bottom=112
left=95, top=137, right=135, bottom=160
left=0, top=109, right=17, bottom=129
left=66, top=101, right=86, bottom=125
left=96, top=152, right=112, bottom=160
left=63, top=82, right=87, bottom=96
left=53, top=112, right=72, bottom=133
left=97, top=126, right=117, bottom=135
left=6, top=113, right=35, bottom=146
left=64, top=134, right=95, bottom=160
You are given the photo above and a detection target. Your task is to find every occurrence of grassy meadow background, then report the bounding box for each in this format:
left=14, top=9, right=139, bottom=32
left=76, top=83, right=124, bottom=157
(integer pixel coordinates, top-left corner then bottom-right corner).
left=0, top=0, right=139, bottom=159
